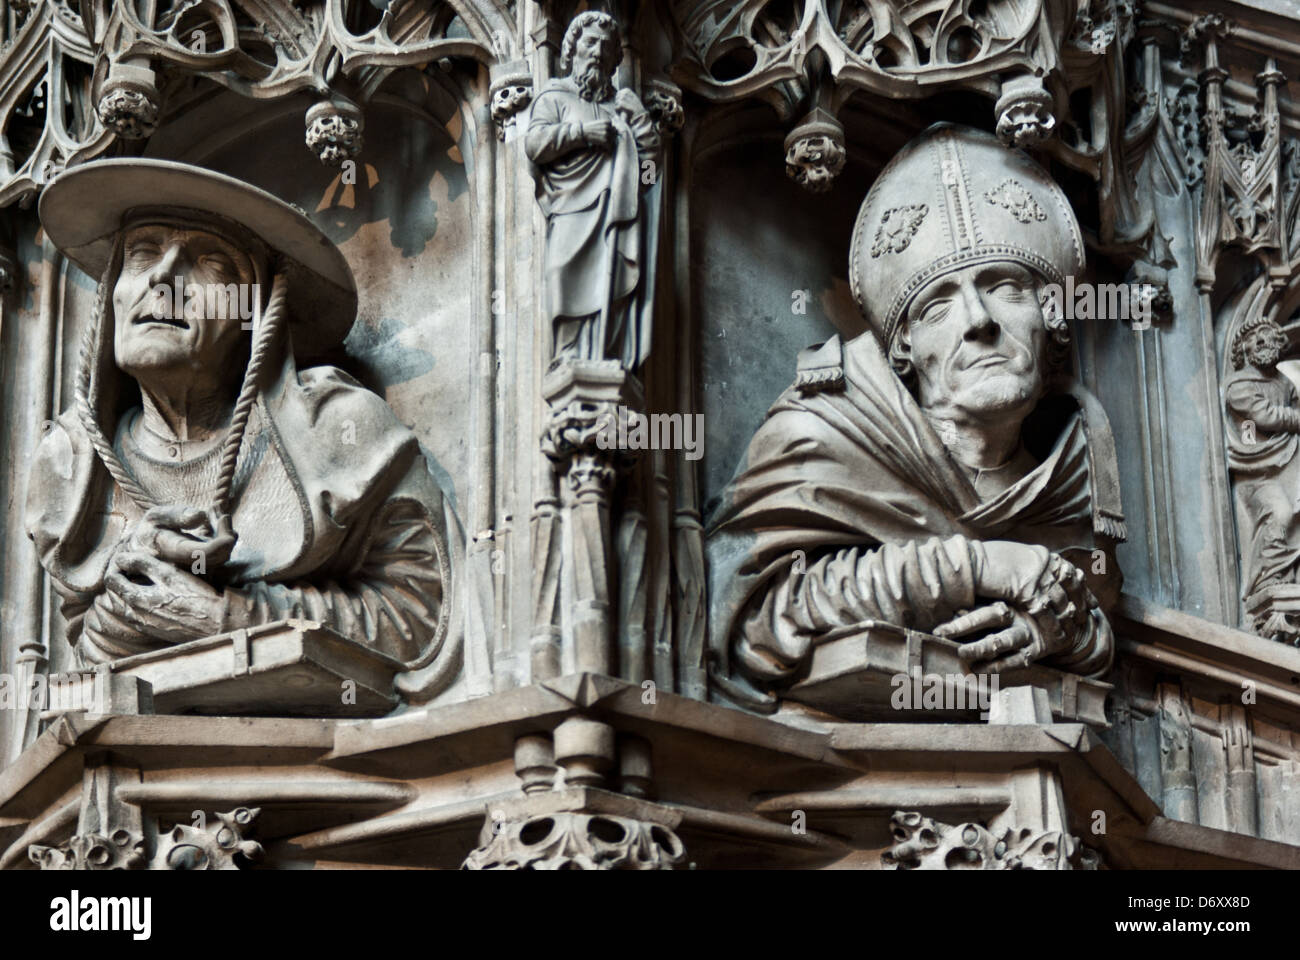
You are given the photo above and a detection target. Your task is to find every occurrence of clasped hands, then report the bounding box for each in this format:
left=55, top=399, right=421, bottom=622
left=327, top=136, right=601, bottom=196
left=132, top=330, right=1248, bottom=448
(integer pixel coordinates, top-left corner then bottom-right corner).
left=932, top=540, right=1098, bottom=673
left=85, top=505, right=245, bottom=647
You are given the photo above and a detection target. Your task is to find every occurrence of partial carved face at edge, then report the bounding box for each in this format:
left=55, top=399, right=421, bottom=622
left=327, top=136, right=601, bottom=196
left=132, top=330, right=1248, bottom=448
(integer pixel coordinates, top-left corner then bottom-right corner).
left=112, top=223, right=258, bottom=388
left=900, top=261, right=1048, bottom=427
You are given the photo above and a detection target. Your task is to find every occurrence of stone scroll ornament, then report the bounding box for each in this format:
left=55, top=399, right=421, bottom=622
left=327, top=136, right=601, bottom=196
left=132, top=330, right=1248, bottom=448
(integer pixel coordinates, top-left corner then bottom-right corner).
left=1223, top=310, right=1300, bottom=643
left=707, top=124, right=1127, bottom=713
left=25, top=161, right=461, bottom=698
left=525, top=12, right=662, bottom=372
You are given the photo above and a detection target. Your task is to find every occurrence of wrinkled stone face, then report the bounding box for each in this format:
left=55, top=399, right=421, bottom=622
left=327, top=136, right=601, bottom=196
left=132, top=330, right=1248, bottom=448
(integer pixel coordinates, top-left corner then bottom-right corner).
left=903, top=261, right=1048, bottom=424
left=112, top=223, right=256, bottom=381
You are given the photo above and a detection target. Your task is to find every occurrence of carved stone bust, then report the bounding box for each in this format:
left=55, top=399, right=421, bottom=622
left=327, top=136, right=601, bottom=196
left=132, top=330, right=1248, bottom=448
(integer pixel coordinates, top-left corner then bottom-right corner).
left=26, top=160, right=460, bottom=695
left=707, top=123, right=1127, bottom=714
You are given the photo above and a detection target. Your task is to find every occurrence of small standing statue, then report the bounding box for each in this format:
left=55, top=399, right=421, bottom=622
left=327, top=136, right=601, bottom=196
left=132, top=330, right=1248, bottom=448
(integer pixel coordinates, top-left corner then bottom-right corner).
left=1224, top=314, right=1300, bottom=640
left=525, top=11, right=661, bottom=371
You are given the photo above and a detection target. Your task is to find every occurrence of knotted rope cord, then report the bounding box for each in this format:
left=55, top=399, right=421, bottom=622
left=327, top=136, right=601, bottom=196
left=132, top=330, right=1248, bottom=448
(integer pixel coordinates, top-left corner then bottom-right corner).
left=74, top=248, right=289, bottom=529
left=213, top=271, right=286, bottom=519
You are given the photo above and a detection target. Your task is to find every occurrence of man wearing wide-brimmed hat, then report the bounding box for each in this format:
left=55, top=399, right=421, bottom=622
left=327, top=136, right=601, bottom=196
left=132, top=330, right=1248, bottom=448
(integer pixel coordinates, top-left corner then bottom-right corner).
left=26, top=159, right=459, bottom=683
left=707, top=123, right=1127, bottom=712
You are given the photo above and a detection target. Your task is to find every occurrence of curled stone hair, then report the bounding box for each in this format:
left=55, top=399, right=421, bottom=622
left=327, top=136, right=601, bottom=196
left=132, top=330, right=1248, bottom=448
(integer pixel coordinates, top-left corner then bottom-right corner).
left=559, top=11, right=622, bottom=78
left=1231, top=314, right=1286, bottom=370
left=887, top=278, right=1072, bottom=381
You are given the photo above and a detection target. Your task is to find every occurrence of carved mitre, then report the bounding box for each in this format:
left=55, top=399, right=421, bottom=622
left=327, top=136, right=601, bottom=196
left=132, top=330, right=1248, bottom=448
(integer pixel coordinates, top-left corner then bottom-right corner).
left=849, top=122, right=1085, bottom=349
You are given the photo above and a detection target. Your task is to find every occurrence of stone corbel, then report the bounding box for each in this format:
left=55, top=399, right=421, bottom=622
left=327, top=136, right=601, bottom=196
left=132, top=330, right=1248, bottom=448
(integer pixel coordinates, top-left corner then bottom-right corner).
left=95, top=61, right=162, bottom=140
left=881, top=810, right=1099, bottom=869
left=462, top=727, right=685, bottom=870
left=995, top=73, right=1057, bottom=150
left=643, top=78, right=685, bottom=140
left=305, top=95, right=365, bottom=167
left=784, top=106, right=845, bottom=194
left=489, top=61, right=532, bottom=141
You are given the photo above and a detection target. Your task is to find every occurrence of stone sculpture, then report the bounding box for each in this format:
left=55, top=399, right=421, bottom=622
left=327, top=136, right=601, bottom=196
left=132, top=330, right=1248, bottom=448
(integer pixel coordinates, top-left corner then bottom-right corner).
left=1224, top=313, right=1300, bottom=641
left=708, top=123, right=1127, bottom=712
left=525, top=11, right=661, bottom=370
left=26, top=159, right=459, bottom=676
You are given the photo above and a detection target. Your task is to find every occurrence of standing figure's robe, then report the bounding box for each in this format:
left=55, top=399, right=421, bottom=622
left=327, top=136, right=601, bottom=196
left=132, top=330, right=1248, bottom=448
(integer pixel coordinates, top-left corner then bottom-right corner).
left=525, top=77, right=659, bottom=369
left=706, top=332, right=1126, bottom=711
left=1224, top=365, right=1300, bottom=598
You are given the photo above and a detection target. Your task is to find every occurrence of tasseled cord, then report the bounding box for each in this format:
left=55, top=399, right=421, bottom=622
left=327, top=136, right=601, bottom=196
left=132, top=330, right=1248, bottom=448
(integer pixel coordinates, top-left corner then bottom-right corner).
left=74, top=236, right=289, bottom=536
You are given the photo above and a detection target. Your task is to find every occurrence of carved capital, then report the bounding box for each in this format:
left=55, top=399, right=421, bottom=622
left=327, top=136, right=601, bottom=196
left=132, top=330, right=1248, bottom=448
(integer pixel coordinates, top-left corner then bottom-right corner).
left=305, top=99, right=364, bottom=167
left=881, top=811, right=1098, bottom=870
left=784, top=109, right=845, bottom=194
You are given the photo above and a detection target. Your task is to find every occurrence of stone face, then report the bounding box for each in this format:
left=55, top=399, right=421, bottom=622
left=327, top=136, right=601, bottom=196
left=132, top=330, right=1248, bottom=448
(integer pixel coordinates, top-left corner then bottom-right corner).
left=1, top=0, right=1300, bottom=873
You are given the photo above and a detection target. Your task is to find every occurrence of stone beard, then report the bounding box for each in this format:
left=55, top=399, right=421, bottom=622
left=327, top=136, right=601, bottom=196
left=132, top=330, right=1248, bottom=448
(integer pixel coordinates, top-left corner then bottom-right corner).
left=27, top=205, right=458, bottom=670
left=524, top=14, right=660, bottom=370
left=706, top=124, right=1127, bottom=713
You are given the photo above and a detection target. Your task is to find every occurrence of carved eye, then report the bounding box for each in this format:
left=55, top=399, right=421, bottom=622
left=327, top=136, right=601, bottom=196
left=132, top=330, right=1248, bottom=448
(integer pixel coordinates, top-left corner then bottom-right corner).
left=987, top=278, right=1027, bottom=299
left=126, top=241, right=160, bottom=261
left=199, top=253, right=236, bottom=277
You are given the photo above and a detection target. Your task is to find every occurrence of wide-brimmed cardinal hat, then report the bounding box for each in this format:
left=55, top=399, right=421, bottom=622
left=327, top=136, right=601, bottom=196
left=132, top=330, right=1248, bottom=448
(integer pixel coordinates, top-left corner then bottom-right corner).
left=38, top=158, right=357, bottom=351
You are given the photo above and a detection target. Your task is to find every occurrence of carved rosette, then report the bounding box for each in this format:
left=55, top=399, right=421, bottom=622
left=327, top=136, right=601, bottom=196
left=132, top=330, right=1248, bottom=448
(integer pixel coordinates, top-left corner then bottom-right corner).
left=305, top=99, right=365, bottom=167
left=994, top=75, right=1057, bottom=149
left=29, top=830, right=148, bottom=870
left=463, top=812, right=685, bottom=870
left=155, top=807, right=264, bottom=870
left=784, top=110, right=846, bottom=193
left=96, top=76, right=162, bottom=140
left=881, top=811, right=1099, bottom=870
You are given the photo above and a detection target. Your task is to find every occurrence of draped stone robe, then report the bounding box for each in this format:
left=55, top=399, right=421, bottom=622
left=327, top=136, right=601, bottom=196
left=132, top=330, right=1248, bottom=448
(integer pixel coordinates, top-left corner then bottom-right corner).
left=706, top=331, right=1126, bottom=711
left=27, top=337, right=458, bottom=670
left=525, top=77, right=659, bottom=369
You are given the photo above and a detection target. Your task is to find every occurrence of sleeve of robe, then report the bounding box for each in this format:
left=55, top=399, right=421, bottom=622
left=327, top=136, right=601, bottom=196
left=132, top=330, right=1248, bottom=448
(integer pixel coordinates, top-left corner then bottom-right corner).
left=216, top=463, right=447, bottom=665
left=735, top=534, right=1112, bottom=687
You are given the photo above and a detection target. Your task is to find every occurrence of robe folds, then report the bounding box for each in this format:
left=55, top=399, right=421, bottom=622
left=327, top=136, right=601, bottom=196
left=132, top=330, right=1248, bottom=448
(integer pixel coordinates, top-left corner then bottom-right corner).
left=706, top=331, right=1126, bottom=711
left=525, top=77, right=659, bottom=369
left=1223, top=366, right=1300, bottom=597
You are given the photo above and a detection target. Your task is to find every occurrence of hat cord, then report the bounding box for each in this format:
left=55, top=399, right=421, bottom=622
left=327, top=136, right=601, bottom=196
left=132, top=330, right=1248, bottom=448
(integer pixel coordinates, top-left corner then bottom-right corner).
left=74, top=256, right=289, bottom=534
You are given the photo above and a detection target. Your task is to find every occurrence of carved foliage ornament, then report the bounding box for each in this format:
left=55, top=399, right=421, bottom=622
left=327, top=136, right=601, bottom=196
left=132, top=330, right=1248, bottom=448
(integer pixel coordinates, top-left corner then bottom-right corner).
left=870, top=204, right=928, bottom=257
left=463, top=812, right=685, bottom=870
left=29, top=807, right=262, bottom=870
left=984, top=178, right=1047, bottom=223
left=881, top=811, right=1100, bottom=870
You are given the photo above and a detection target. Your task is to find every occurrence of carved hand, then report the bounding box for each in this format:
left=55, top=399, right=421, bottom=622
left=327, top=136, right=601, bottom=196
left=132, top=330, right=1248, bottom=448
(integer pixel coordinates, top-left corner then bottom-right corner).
left=934, top=541, right=1095, bottom=672
left=614, top=88, right=642, bottom=117
left=582, top=119, right=615, bottom=150
left=99, top=549, right=228, bottom=645
left=121, top=505, right=235, bottom=576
